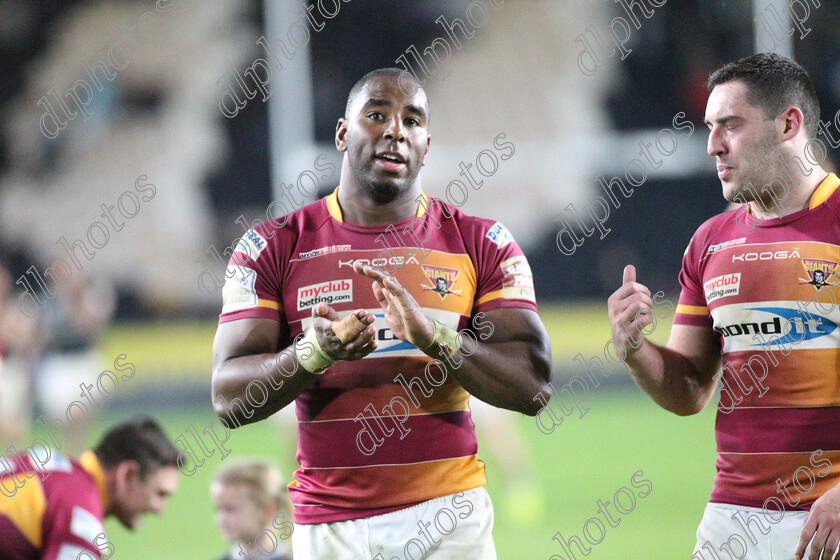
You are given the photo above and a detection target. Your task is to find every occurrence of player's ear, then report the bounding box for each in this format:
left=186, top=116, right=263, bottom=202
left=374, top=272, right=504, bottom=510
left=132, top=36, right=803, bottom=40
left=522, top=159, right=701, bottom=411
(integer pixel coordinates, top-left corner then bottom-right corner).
left=336, top=118, right=349, bottom=152
left=115, top=460, right=142, bottom=491
left=421, top=134, right=431, bottom=166
left=779, top=106, right=804, bottom=141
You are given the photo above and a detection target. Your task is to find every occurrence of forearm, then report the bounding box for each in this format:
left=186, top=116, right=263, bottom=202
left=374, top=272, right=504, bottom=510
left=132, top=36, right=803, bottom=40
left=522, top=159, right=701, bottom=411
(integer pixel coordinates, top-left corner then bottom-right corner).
left=624, top=340, right=716, bottom=416
left=212, top=344, right=319, bottom=426
left=424, top=333, right=551, bottom=416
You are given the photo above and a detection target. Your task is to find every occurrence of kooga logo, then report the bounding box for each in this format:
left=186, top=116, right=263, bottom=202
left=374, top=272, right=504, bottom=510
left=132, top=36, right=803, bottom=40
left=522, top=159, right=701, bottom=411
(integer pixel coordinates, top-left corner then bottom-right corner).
left=714, top=306, right=835, bottom=346
left=732, top=249, right=800, bottom=262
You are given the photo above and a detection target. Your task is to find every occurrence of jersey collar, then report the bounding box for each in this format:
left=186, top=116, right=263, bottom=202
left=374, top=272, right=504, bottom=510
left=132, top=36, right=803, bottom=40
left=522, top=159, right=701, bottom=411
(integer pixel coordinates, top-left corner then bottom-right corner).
left=808, top=173, right=840, bottom=209
left=79, top=451, right=108, bottom=510
left=325, top=187, right=430, bottom=223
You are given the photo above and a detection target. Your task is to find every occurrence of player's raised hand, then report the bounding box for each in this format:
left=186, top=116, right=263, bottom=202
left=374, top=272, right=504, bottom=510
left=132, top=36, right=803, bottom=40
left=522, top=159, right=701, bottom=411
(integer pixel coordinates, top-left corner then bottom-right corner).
left=352, top=261, right=435, bottom=348
left=607, top=265, right=655, bottom=360
left=310, top=302, right=378, bottom=361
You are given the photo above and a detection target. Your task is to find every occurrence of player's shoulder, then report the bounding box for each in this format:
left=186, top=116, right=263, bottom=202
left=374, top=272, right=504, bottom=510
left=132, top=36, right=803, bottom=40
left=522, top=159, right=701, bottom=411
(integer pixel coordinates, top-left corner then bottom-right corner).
left=36, top=453, right=105, bottom=544
left=42, top=454, right=101, bottom=502
left=259, top=196, right=329, bottom=234
left=428, top=196, right=517, bottom=248
left=247, top=196, right=332, bottom=252
left=687, top=206, right=744, bottom=253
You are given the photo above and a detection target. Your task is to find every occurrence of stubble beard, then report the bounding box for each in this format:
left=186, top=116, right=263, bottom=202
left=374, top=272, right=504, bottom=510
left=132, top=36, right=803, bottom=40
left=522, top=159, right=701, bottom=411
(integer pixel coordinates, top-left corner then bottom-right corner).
left=724, top=129, right=788, bottom=214
left=348, top=149, right=420, bottom=205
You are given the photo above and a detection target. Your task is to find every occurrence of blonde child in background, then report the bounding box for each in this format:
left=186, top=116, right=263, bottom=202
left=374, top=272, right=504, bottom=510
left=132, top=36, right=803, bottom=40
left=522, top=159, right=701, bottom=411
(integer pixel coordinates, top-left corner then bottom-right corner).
left=211, top=459, right=294, bottom=560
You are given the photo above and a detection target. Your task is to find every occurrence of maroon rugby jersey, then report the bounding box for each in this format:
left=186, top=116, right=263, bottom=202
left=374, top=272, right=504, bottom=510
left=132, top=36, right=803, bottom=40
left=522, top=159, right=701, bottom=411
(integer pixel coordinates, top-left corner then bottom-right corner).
left=0, top=451, right=110, bottom=560
left=218, top=188, right=537, bottom=524
left=674, top=173, right=840, bottom=510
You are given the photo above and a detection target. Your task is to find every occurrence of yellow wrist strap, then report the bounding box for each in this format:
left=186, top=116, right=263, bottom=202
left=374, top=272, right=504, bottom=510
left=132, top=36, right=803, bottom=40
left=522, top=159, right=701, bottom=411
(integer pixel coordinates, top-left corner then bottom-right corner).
left=295, top=327, right=336, bottom=374
left=420, top=321, right=462, bottom=356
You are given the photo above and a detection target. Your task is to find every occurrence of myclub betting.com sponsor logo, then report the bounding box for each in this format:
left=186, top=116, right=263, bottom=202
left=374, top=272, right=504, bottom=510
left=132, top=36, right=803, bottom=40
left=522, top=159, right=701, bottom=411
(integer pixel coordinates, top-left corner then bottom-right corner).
left=297, top=279, right=352, bottom=311
left=704, top=273, right=741, bottom=303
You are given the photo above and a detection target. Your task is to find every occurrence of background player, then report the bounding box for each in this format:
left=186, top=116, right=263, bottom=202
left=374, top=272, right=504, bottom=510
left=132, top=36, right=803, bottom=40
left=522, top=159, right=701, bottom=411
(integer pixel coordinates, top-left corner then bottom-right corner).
left=210, top=459, right=293, bottom=560
left=211, top=68, right=552, bottom=558
left=0, top=416, right=180, bottom=560
left=607, top=53, right=840, bottom=559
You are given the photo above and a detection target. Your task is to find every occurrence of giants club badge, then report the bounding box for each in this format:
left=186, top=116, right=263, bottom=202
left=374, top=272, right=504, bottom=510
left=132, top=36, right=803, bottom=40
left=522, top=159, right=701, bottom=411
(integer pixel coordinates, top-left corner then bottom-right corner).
left=421, top=265, right=462, bottom=299
left=799, top=258, right=839, bottom=290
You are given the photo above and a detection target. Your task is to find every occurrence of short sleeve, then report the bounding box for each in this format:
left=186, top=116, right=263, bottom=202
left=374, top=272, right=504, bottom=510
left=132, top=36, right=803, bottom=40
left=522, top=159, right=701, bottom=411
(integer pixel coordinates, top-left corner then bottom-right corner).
left=471, top=221, right=538, bottom=314
left=41, top=499, right=103, bottom=560
left=673, top=233, right=713, bottom=328
left=219, top=226, right=284, bottom=323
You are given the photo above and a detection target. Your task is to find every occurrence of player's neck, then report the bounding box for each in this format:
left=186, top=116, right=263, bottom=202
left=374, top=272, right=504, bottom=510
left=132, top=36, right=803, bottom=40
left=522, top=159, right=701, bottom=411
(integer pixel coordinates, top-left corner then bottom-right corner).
left=749, top=164, right=830, bottom=221
left=337, top=183, right=423, bottom=226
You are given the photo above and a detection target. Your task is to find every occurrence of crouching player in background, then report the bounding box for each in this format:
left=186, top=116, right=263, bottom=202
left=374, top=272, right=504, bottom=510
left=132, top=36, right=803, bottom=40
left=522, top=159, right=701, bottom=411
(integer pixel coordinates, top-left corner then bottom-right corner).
left=210, top=459, right=294, bottom=560
left=0, top=416, right=180, bottom=560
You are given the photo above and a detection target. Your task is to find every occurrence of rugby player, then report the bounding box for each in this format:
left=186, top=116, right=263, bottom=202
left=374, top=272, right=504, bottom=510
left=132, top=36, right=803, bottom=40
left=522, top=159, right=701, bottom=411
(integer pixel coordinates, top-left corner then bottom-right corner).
left=0, top=416, right=180, bottom=560
left=608, top=53, right=840, bottom=559
left=211, top=68, right=552, bottom=558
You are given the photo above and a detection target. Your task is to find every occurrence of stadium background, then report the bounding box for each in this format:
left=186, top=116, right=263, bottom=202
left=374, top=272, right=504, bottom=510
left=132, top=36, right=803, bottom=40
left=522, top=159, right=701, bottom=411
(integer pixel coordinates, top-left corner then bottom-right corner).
left=0, top=0, right=837, bottom=557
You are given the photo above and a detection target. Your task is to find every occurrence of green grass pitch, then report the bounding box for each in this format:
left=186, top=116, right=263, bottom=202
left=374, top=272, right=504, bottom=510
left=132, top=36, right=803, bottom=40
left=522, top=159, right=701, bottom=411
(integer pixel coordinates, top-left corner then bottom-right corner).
left=61, top=303, right=717, bottom=558
left=84, top=389, right=715, bottom=559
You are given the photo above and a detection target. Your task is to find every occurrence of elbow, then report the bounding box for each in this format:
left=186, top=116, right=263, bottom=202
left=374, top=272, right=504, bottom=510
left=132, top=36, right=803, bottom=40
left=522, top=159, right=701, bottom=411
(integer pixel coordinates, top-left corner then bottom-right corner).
left=670, top=405, right=702, bottom=417
left=211, top=391, right=249, bottom=429
left=210, top=376, right=242, bottom=427
left=666, top=396, right=710, bottom=417
left=519, top=352, right=552, bottom=416
left=211, top=391, right=229, bottom=420
left=518, top=353, right=553, bottom=417
left=520, top=374, right=553, bottom=417
left=519, top=398, right=543, bottom=417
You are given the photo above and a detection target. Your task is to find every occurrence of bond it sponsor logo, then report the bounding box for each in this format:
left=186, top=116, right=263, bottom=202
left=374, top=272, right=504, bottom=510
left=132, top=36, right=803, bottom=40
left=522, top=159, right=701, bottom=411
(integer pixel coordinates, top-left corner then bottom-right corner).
left=714, top=306, right=836, bottom=346
left=704, top=273, right=740, bottom=303
left=732, top=248, right=800, bottom=262
left=297, top=279, right=353, bottom=311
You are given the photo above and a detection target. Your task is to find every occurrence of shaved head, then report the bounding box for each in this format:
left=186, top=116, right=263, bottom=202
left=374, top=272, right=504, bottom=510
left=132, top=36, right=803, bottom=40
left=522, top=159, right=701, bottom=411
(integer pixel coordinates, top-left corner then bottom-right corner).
left=345, top=68, right=429, bottom=120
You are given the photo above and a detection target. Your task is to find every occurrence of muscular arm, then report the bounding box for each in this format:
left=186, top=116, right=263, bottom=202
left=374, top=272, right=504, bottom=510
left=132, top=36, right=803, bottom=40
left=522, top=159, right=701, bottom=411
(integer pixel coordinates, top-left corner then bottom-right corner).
left=623, top=324, right=721, bottom=416
left=211, top=318, right=312, bottom=426
left=608, top=265, right=721, bottom=416
left=425, top=307, right=551, bottom=415
left=211, top=306, right=377, bottom=427
left=354, top=262, right=552, bottom=416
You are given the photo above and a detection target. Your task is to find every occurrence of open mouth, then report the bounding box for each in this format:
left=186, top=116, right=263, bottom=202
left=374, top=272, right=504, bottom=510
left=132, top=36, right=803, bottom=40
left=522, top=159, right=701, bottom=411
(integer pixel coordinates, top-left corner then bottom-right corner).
left=375, top=152, right=406, bottom=172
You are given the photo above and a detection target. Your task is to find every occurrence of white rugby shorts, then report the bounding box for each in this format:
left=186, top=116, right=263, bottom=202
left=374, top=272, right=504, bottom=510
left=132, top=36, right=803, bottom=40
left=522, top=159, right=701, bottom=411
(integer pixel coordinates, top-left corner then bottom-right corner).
left=293, top=487, right=496, bottom=560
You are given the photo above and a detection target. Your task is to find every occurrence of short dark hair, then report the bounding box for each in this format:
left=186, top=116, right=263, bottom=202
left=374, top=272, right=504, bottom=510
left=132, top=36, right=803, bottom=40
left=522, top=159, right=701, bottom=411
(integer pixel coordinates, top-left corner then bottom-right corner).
left=708, top=53, right=820, bottom=138
left=93, top=416, right=179, bottom=478
left=344, top=68, right=428, bottom=119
